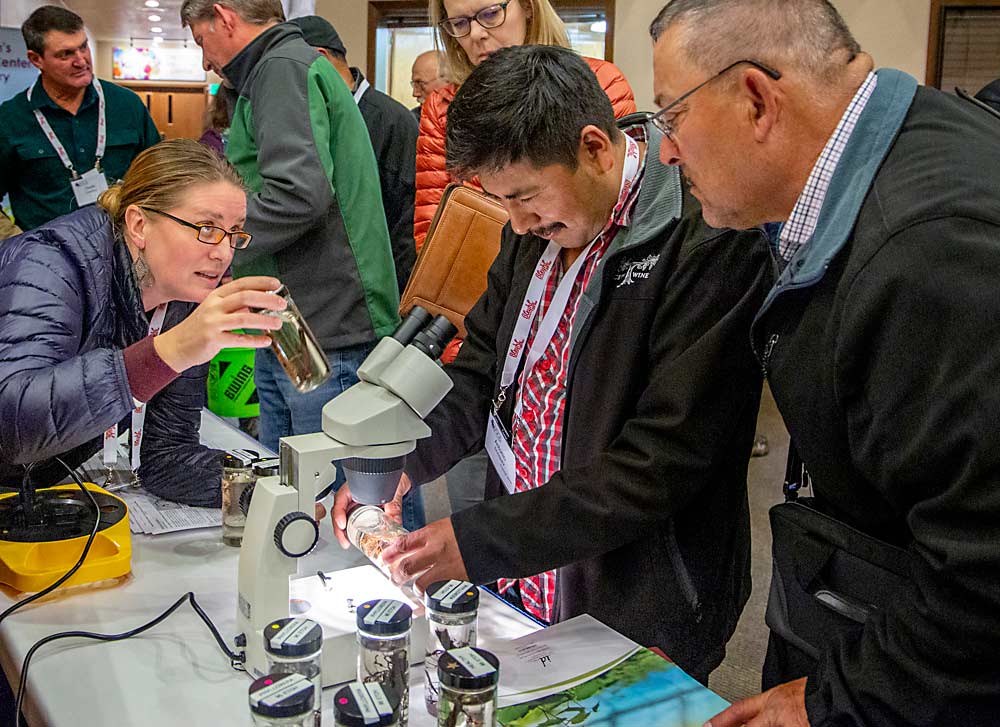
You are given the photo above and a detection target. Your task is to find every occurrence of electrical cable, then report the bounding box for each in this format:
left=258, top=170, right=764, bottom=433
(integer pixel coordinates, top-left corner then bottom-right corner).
left=13, top=591, right=245, bottom=727
left=0, top=458, right=100, bottom=625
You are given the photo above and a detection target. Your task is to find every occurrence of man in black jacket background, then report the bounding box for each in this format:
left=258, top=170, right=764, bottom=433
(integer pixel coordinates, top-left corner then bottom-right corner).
left=292, top=15, right=418, bottom=295
left=650, top=1, right=1000, bottom=725
left=333, top=45, right=772, bottom=683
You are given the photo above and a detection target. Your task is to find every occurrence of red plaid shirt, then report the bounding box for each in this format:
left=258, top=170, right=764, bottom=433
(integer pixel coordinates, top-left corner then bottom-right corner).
left=499, top=132, right=646, bottom=622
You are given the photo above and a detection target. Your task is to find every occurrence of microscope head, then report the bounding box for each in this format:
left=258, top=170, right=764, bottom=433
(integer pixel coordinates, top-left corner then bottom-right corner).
left=322, top=308, right=457, bottom=505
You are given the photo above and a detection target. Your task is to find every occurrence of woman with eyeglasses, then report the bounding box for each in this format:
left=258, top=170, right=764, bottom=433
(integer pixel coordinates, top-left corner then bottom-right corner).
left=0, top=139, right=284, bottom=505
left=414, top=0, right=637, bottom=249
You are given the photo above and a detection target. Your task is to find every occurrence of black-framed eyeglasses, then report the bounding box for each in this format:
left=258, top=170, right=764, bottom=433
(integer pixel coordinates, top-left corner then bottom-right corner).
left=439, top=1, right=511, bottom=38
left=141, top=207, right=252, bottom=249
left=651, top=59, right=782, bottom=139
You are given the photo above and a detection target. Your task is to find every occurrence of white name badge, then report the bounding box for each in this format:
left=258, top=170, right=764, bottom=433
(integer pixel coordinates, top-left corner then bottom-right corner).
left=71, top=168, right=109, bottom=207
left=486, top=411, right=516, bottom=494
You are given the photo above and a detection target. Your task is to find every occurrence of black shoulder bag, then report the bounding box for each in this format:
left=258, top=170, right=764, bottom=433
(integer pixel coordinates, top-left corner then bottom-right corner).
left=762, top=444, right=915, bottom=686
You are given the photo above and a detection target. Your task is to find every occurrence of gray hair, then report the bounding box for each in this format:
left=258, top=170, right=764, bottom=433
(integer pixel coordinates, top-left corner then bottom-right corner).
left=180, top=0, right=285, bottom=27
left=649, top=0, right=860, bottom=84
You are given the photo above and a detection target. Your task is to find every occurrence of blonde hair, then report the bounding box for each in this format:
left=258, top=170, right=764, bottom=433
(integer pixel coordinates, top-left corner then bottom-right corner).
left=98, top=139, right=245, bottom=230
left=430, top=0, right=569, bottom=85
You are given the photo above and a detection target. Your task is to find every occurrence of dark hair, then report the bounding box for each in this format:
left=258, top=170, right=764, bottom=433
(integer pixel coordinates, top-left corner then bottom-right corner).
left=445, top=45, right=618, bottom=180
left=21, top=6, right=85, bottom=55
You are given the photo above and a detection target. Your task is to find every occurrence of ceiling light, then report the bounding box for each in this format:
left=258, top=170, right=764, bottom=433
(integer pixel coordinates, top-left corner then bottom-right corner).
left=144, top=0, right=160, bottom=7
left=151, top=27, right=162, bottom=33
left=148, top=14, right=161, bottom=21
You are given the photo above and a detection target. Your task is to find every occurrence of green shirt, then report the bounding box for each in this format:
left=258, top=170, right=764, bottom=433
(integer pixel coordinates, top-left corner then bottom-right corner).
left=0, top=79, right=161, bottom=230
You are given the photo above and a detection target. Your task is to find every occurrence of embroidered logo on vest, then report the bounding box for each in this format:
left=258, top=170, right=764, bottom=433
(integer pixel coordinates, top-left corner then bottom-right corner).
left=615, top=254, right=660, bottom=287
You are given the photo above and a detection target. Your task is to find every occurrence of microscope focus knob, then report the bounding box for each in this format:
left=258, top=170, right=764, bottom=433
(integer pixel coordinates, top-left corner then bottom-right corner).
left=273, top=512, right=319, bottom=558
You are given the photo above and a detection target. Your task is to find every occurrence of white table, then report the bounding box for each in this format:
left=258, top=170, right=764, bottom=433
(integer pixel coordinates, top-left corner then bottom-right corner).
left=0, top=414, right=540, bottom=726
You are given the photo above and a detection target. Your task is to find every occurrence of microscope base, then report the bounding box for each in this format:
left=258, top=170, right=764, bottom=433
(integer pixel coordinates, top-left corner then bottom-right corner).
left=244, top=565, right=427, bottom=686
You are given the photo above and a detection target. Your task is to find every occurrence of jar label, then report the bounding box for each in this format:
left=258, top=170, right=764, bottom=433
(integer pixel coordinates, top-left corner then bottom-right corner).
left=364, top=599, right=404, bottom=626
left=270, top=617, right=319, bottom=649
left=365, top=682, right=394, bottom=718
left=250, top=673, right=311, bottom=707
left=448, top=647, right=496, bottom=677
left=348, top=683, right=380, bottom=723
left=434, top=580, right=475, bottom=608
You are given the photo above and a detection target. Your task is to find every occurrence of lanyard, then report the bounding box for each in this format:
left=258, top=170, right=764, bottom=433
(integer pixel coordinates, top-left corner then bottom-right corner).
left=496, top=134, right=641, bottom=413
left=103, top=304, right=168, bottom=479
left=26, top=78, right=106, bottom=179
left=353, top=77, right=370, bottom=105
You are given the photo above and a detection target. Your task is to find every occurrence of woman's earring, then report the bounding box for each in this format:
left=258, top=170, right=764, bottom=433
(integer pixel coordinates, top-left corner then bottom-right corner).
left=133, top=251, right=155, bottom=289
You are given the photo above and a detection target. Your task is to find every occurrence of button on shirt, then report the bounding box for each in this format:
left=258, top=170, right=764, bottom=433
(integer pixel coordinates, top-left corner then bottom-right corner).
left=0, top=79, right=161, bottom=230
left=499, top=131, right=647, bottom=623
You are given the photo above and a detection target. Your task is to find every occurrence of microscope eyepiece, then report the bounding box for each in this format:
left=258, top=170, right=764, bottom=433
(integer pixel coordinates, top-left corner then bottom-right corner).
left=412, top=315, right=459, bottom=361
left=392, top=306, right=433, bottom=346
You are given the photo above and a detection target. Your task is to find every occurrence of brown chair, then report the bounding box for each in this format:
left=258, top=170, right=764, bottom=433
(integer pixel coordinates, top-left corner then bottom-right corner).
left=400, top=184, right=509, bottom=338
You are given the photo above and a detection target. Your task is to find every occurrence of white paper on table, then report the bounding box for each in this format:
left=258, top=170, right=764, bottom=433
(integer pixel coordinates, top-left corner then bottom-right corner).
left=493, top=614, right=639, bottom=708
left=117, top=489, right=221, bottom=535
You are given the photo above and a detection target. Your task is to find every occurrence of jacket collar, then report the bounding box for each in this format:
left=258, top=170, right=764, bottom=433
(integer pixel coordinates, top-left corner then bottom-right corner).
left=222, top=22, right=303, bottom=94
left=755, top=69, right=918, bottom=318
left=569, top=122, right=683, bottom=354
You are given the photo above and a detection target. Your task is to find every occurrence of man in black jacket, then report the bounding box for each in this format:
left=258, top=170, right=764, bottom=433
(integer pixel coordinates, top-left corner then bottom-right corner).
left=333, top=45, right=772, bottom=682
left=291, top=15, right=418, bottom=294
left=650, top=1, right=1000, bottom=725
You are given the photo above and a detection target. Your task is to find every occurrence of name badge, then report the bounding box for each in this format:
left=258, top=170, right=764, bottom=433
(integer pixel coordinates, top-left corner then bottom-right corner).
left=485, top=411, right=516, bottom=494
left=71, top=168, right=109, bottom=208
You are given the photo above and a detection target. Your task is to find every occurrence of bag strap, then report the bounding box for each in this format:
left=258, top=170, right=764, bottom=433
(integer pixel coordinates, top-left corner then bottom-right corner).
left=783, top=441, right=810, bottom=502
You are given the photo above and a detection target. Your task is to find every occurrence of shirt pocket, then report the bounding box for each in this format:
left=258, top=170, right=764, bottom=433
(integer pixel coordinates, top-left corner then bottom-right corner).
left=101, top=127, right=142, bottom=182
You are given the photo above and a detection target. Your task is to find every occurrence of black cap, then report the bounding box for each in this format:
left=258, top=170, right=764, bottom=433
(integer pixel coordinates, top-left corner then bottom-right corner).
left=425, top=580, right=479, bottom=614
left=253, top=458, right=280, bottom=477
left=290, top=15, right=347, bottom=58
left=249, top=673, right=314, bottom=718
left=263, top=617, right=323, bottom=657
left=437, top=647, right=500, bottom=690
left=333, top=682, right=400, bottom=727
left=356, top=599, right=412, bottom=636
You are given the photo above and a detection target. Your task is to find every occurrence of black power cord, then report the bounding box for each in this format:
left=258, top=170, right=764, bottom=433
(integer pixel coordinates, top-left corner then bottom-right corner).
left=14, top=591, right=245, bottom=727
left=0, top=458, right=100, bottom=625
left=3, top=458, right=246, bottom=726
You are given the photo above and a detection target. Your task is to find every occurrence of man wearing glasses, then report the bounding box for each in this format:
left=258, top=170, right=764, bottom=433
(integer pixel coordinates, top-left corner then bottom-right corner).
left=410, top=50, right=447, bottom=121
left=650, top=1, right=1000, bottom=725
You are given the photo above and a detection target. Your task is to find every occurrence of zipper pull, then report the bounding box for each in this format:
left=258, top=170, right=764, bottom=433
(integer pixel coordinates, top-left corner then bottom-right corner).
left=762, top=333, right=779, bottom=377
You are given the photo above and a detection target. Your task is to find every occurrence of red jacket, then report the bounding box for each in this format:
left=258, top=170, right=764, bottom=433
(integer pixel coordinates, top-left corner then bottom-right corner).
left=414, top=56, right=637, bottom=250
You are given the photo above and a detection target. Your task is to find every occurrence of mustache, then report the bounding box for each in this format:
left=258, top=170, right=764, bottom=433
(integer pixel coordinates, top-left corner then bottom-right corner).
left=531, top=222, right=566, bottom=237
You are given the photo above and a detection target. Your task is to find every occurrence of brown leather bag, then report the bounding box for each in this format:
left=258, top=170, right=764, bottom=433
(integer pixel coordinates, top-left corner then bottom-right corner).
left=400, top=183, right=509, bottom=338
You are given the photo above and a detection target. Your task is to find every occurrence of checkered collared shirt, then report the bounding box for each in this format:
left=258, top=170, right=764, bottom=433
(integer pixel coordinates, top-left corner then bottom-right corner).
left=777, top=72, right=878, bottom=262
left=498, top=129, right=646, bottom=624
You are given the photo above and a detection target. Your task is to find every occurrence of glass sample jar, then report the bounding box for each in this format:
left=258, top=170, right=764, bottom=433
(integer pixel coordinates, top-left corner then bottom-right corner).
left=261, top=284, right=331, bottom=393
left=424, top=580, right=479, bottom=717
left=357, top=599, right=412, bottom=726
left=437, top=648, right=499, bottom=727
left=249, top=672, right=315, bottom=727
left=345, top=506, right=409, bottom=579
left=222, top=451, right=256, bottom=546
left=264, top=617, right=323, bottom=725
left=333, top=681, right=401, bottom=727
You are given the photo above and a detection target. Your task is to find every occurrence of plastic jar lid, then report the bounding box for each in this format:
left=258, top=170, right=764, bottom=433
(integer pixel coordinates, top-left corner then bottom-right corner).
left=264, top=617, right=323, bottom=657
left=438, top=647, right=500, bottom=690
left=356, top=599, right=412, bottom=636
left=249, top=673, right=314, bottom=718
left=333, top=681, right=400, bottom=726
left=425, top=580, right=479, bottom=614
left=254, top=458, right=280, bottom=477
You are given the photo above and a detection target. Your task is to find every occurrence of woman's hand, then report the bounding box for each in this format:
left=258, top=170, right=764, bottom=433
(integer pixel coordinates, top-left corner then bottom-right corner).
left=153, top=276, right=285, bottom=372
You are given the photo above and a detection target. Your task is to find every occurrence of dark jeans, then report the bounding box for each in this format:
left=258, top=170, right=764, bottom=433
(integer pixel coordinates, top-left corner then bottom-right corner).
left=254, top=343, right=425, bottom=531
